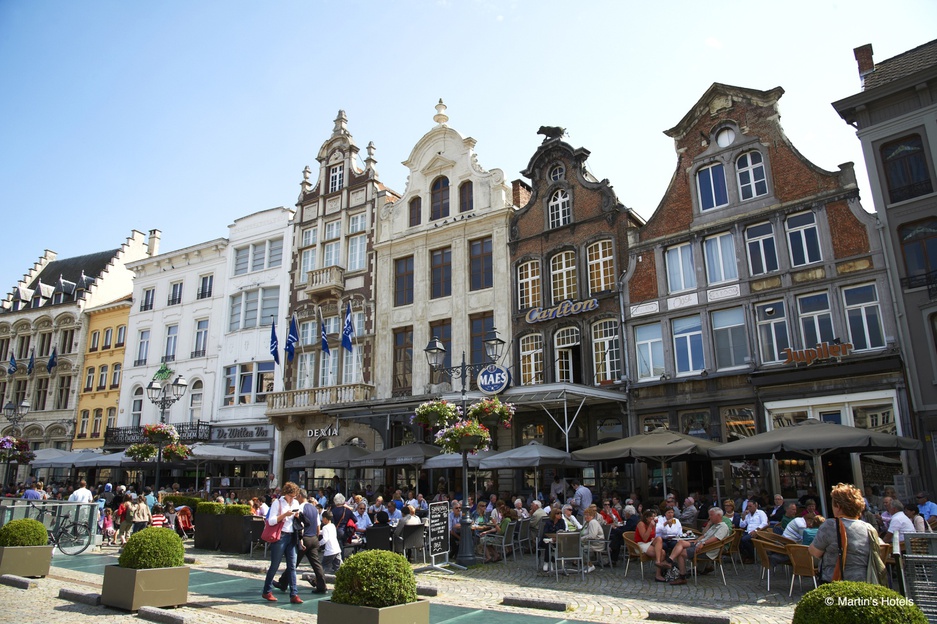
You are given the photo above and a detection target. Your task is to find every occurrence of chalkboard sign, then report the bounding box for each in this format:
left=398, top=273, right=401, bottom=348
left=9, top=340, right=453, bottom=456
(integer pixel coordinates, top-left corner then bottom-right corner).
left=428, top=501, right=450, bottom=558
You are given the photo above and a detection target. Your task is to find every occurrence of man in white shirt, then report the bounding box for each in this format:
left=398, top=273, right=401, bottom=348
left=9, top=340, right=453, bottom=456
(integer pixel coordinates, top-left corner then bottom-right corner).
left=782, top=515, right=809, bottom=543
left=352, top=501, right=372, bottom=533
left=884, top=499, right=915, bottom=544
left=739, top=500, right=768, bottom=562
left=68, top=479, right=94, bottom=503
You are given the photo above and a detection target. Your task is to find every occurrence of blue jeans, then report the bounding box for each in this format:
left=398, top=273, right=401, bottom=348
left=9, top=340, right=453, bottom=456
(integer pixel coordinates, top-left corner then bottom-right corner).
left=263, top=532, right=298, bottom=597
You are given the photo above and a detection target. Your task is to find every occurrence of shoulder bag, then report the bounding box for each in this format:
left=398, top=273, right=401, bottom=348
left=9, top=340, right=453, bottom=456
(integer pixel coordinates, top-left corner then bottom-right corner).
left=261, top=503, right=285, bottom=543
left=865, top=523, right=888, bottom=585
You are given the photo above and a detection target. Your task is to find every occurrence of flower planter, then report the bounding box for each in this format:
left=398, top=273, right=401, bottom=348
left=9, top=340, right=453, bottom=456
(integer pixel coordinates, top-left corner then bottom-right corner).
left=317, top=598, right=430, bottom=624
left=219, top=515, right=263, bottom=553
left=193, top=513, right=221, bottom=550
left=100, top=564, right=189, bottom=611
left=0, top=545, right=53, bottom=577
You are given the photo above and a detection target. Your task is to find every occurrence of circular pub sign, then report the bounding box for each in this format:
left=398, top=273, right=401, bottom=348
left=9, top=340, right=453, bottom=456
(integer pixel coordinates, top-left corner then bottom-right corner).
left=477, top=364, right=510, bottom=395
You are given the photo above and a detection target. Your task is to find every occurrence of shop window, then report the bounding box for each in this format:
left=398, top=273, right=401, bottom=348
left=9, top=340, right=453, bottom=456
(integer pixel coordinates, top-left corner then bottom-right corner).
left=643, top=414, right=669, bottom=433
left=680, top=410, right=715, bottom=441
left=722, top=406, right=755, bottom=442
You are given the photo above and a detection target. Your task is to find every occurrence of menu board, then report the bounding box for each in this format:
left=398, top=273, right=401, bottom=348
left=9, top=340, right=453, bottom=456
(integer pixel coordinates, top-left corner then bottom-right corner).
left=428, top=501, right=450, bottom=558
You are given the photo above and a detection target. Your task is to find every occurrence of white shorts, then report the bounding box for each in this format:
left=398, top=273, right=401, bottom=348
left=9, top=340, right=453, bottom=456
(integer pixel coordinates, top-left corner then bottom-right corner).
left=638, top=541, right=652, bottom=554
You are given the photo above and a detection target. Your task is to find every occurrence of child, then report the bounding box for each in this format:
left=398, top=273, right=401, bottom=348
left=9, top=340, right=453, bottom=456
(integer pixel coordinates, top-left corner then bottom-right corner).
left=320, top=509, right=343, bottom=572
left=101, top=507, right=116, bottom=545
left=150, top=504, right=168, bottom=528
left=163, top=502, right=177, bottom=531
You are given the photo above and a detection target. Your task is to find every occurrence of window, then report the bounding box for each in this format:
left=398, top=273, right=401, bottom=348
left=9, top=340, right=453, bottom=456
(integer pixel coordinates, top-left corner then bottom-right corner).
left=428, top=319, right=452, bottom=376
left=409, top=197, right=421, bottom=227
left=673, top=315, right=705, bottom=375
left=342, top=346, right=362, bottom=385
left=469, top=237, right=493, bottom=291
left=103, top=328, right=112, bottom=350
left=90, top=331, right=100, bottom=352
left=141, top=288, right=154, bottom=311
left=236, top=239, right=283, bottom=275
left=592, top=320, right=621, bottom=384
left=324, top=220, right=341, bottom=240
left=635, top=323, right=665, bottom=381
left=431, top=177, right=450, bottom=220
left=16, top=334, right=30, bottom=359
left=554, top=327, right=580, bottom=383
left=131, top=387, right=143, bottom=428
left=321, top=314, right=340, bottom=336
left=549, top=164, right=565, bottom=181
left=517, top=260, right=541, bottom=309
left=229, top=286, right=279, bottom=331
left=746, top=222, right=778, bottom=276
left=587, top=240, right=614, bottom=294
left=251, top=243, right=267, bottom=271
left=697, top=163, right=728, bottom=211
left=348, top=213, right=366, bottom=234
left=548, top=189, right=571, bottom=229
left=163, top=325, right=178, bottom=362
left=797, top=292, right=834, bottom=346
left=110, top=363, right=121, bottom=388
left=223, top=362, right=277, bottom=405
left=135, top=330, right=149, bottom=366
left=347, top=234, right=366, bottom=271
left=301, top=247, right=316, bottom=277
left=843, top=283, right=885, bottom=351
left=36, top=332, right=52, bottom=357
left=881, top=135, right=933, bottom=203
left=460, top=181, right=473, bottom=212
left=666, top=243, right=696, bottom=293
left=736, top=151, right=768, bottom=200
left=712, top=307, right=748, bottom=369
left=300, top=320, right=316, bottom=346
left=430, top=248, right=452, bottom=299
left=0, top=339, right=7, bottom=363
left=550, top=251, right=578, bottom=303
left=899, top=218, right=937, bottom=280
left=106, top=407, right=116, bottom=431
left=329, top=164, right=344, bottom=193
left=59, top=328, right=75, bottom=354
left=168, top=281, right=183, bottom=306
left=470, top=312, right=495, bottom=367
left=188, top=380, right=202, bottom=422
left=91, top=409, right=103, bottom=437
left=256, top=362, right=275, bottom=402
left=787, top=212, right=821, bottom=267
left=197, top=274, right=213, bottom=299
left=84, top=367, right=94, bottom=391
left=394, top=256, right=414, bottom=306
left=704, top=232, right=738, bottom=284
left=97, top=365, right=108, bottom=390
left=116, top=325, right=125, bottom=347
left=79, top=410, right=89, bottom=437
left=519, top=334, right=544, bottom=385
left=296, top=352, right=315, bottom=389
left=323, top=239, right=340, bottom=268
left=193, top=319, right=209, bottom=357
left=392, top=327, right=413, bottom=396
left=33, top=377, right=48, bottom=411
left=55, top=375, right=71, bottom=410
left=755, top=300, right=790, bottom=364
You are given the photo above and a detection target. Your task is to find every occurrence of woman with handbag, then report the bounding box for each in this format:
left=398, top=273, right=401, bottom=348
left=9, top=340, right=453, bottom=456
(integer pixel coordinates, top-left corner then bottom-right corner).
left=262, top=481, right=303, bottom=604
left=808, top=482, right=885, bottom=584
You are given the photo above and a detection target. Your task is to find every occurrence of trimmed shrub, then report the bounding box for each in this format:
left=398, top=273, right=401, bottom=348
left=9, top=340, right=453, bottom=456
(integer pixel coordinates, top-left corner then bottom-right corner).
left=331, top=549, right=417, bottom=608
left=223, top=504, right=252, bottom=516
left=161, top=495, right=201, bottom=510
left=0, top=518, right=48, bottom=547
left=196, top=502, right=225, bottom=515
left=793, top=581, right=926, bottom=624
left=119, top=527, right=185, bottom=569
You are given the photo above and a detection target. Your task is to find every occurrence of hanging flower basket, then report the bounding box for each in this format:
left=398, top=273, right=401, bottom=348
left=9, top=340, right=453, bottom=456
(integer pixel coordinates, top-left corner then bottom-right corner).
left=411, top=400, right=461, bottom=428
left=143, top=423, right=180, bottom=445
left=0, top=436, right=35, bottom=464
left=126, top=443, right=157, bottom=462
left=466, top=397, right=515, bottom=429
left=161, top=443, right=191, bottom=462
left=435, top=420, right=491, bottom=454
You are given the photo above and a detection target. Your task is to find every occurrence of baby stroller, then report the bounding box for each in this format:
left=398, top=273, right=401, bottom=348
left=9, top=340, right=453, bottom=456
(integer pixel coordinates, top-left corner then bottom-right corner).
left=175, top=506, right=195, bottom=540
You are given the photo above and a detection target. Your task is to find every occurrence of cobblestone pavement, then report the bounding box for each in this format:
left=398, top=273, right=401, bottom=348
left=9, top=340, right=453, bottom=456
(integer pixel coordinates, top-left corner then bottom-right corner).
left=0, top=543, right=797, bottom=624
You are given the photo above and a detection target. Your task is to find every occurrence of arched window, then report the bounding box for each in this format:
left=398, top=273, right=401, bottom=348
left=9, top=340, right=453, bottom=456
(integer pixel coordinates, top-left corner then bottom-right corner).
left=550, top=251, right=578, bottom=304
left=97, top=364, right=108, bottom=390
left=106, top=407, right=117, bottom=432
left=899, top=218, right=937, bottom=280
left=519, top=333, right=544, bottom=385
left=92, top=408, right=103, bottom=437
left=84, top=366, right=95, bottom=391
left=78, top=410, right=89, bottom=437
left=881, top=135, right=933, bottom=203
left=548, top=189, right=571, bottom=229
left=459, top=181, right=473, bottom=212
left=189, top=379, right=203, bottom=422
left=409, top=197, right=422, bottom=227
left=736, top=151, right=767, bottom=200
left=431, top=177, right=450, bottom=220
left=131, top=387, right=143, bottom=428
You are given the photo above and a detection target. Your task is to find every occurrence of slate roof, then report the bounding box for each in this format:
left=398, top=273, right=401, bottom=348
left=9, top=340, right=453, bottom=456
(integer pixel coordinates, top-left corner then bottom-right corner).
left=6, top=249, right=119, bottom=305
left=864, top=39, right=937, bottom=90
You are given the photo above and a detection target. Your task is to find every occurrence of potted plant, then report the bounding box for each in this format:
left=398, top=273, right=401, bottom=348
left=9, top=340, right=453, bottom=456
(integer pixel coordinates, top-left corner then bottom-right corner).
left=193, top=501, right=225, bottom=550
left=434, top=419, right=491, bottom=454
left=793, top=581, right=926, bottom=624
left=0, top=435, right=36, bottom=465
left=411, top=400, right=461, bottom=428
left=465, top=396, right=515, bottom=428
left=219, top=504, right=258, bottom=553
left=125, top=443, right=157, bottom=462
left=0, top=518, right=52, bottom=577
left=100, top=527, right=188, bottom=611
left=318, top=550, right=429, bottom=624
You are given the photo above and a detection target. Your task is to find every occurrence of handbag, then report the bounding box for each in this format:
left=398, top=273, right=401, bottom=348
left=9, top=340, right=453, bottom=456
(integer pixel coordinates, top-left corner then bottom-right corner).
left=261, top=506, right=284, bottom=543
left=865, top=525, right=888, bottom=585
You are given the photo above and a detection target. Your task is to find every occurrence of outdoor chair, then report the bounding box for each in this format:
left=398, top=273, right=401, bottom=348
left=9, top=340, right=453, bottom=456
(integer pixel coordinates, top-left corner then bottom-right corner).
left=534, top=520, right=548, bottom=569
left=395, top=523, right=426, bottom=563
left=785, top=543, right=818, bottom=596
left=554, top=531, right=584, bottom=580
left=364, top=525, right=393, bottom=551
left=584, top=523, right=613, bottom=568
left=248, top=516, right=267, bottom=558
left=688, top=534, right=731, bottom=586
left=514, top=518, right=532, bottom=554
left=480, top=520, right=517, bottom=563
left=724, top=528, right=744, bottom=572
left=752, top=538, right=789, bottom=592
left=621, top=531, right=654, bottom=580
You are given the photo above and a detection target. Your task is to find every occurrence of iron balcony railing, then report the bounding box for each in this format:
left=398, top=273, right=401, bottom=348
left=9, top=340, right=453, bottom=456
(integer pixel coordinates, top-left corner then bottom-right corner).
left=900, top=269, right=937, bottom=299
left=104, top=420, right=211, bottom=447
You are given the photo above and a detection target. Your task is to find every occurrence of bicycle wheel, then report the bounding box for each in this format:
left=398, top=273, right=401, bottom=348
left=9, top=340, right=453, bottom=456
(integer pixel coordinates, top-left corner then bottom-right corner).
left=57, top=522, right=92, bottom=555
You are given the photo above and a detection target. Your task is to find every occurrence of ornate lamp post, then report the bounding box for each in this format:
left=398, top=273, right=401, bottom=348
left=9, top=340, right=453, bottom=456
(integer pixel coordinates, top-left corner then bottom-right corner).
left=3, top=400, right=30, bottom=487
left=424, top=328, right=505, bottom=567
left=145, top=376, right=188, bottom=493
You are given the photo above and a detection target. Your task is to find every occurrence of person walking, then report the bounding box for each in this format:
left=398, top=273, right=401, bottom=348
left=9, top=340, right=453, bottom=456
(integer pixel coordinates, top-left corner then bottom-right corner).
left=273, top=489, right=327, bottom=595
left=130, top=495, right=151, bottom=534
left=262, top=481, right=303, bottom=604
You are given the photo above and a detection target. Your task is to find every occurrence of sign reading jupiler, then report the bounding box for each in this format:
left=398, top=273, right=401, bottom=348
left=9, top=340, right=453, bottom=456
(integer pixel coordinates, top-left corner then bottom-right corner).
left=306, top=425, right=340, bottom=438
left=783, top=341, right=854, bottom=366
left=526, top=298, right=599, bottom=323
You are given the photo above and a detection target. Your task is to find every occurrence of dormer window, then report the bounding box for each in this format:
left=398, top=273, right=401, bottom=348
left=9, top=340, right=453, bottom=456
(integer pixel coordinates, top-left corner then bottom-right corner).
left=737, top=151, right=768, bottom=200
left=548, top=189, right=571, bottom=229
left=549, top=164, right=565, bottom=181
left=697, top=163, right=728, bottom=211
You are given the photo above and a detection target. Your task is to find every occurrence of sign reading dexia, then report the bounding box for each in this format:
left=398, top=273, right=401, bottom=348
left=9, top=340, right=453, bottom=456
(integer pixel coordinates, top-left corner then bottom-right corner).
left=783, top=341, right=854, bottom=366
left=526, top=298, right=599, bottom=323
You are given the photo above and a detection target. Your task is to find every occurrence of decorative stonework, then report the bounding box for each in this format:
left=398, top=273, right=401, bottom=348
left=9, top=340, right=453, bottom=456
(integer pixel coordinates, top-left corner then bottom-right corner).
left=707, top=284, right=740, bottom=302
left=630, top=301, right=660, bottom=317
left=667, top=292, right=699, bottom=310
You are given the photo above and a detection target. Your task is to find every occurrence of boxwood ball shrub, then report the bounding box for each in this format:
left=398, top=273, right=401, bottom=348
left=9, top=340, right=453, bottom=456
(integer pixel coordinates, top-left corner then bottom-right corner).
left=118, top=527, right=185, bottom=569
left=0, top=518, right=48, bottom=547
left=331, top=550, right=417, bottom=608
left=793, top=581, right=926, bottom=624
left=223, top=504, right=252, bottom=516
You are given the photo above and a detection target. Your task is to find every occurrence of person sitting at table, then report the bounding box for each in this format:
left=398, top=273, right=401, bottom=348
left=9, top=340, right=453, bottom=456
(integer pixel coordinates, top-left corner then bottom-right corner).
left=600, top=499, right=622, bottom=526
left=678, top=496, right=699, bottom=528
left=392, top=504, right=423, bottom=554
left=561, top=504, right=583, bottom=531
left=541, top=507, right=564, bottom=571
left=386, top=500, right=403, bottom=524
left=481, top=508, right=516, bottom=563
left=739, top=499, right=769, bottom=563
left=653, top=506, right=683, bottom=570
left=353, top=500, right=372, bottom=533
left=580, top=507, right=604, bottom=572
left=368, top=496, right=387, bottom=516
left=783, top=511, right=815, bottom=543
left=530, top=500, right=547, bottom=533
left=801, top=499, right=818, bottom=518
left=489, top=500, right=504, bottom=526
left=768, top=494, right=786, bottom=526
left=668, top=507, right=730, bottom=583
left=373, top=510, right=390, bottom=526
left=722, top=500, right=742, bottom=530
left=514, top=497, right=530, bottom=519
left=633, top=509, right=667, bottom=582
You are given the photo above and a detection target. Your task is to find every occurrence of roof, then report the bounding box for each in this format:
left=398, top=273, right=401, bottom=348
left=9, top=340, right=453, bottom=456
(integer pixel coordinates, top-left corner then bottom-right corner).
left=28, top=249, right=118, bottom=291
left=863, top=38, right=937, bottom=90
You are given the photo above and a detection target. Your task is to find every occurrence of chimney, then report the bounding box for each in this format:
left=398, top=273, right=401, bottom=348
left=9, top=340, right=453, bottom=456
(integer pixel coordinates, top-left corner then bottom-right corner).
left=512, top=179, right=532, bottom=208
left=854, top=44, right=874, bottom=83
left=147, top=229, right=161, bottom=256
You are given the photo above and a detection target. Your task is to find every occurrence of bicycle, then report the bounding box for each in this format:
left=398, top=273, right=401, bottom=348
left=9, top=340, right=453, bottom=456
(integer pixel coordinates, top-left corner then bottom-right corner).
left=28, top=502, right=93, bottom=555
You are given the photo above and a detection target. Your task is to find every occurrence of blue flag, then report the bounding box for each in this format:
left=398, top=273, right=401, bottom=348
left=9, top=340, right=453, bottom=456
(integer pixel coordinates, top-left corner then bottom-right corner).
left=341, top=302, right=354, bottom=353
left=46, top=347, right=57, bottom=374
left=285, top=315, right=299, bottom=363
left=27, top=348, right=34, bottom=375
left=269, top=320, right=280, bottom=365
left=320, top=310, right=331, bottom=356
left=7, top=353, right=16, bottom=375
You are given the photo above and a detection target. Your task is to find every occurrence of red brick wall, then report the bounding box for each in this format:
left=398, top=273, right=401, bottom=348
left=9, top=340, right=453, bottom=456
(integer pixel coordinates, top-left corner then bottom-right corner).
left=826, top=199, right=870, bottom=258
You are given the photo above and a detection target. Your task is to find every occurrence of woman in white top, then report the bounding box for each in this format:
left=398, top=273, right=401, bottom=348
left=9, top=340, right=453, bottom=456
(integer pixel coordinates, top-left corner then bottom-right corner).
left=580, top=508, right=604, bottom=573
left=262, top=481, right=302, bottom=603
left=653, top=506, right=683, bottom=569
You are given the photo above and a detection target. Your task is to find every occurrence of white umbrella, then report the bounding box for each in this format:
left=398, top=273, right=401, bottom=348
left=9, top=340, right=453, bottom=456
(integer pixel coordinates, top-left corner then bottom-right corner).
left=29, top=448, right=79, bottom=468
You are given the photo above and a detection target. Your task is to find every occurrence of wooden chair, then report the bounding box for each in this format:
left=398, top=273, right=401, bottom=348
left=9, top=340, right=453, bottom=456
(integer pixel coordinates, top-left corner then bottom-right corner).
left=724, top=528, right=744, bottom=572
left=785, top=544, right=818, bottom=596
left=554, top=531, right=584, bottom=580
left=688, top=534, right=731, bottom=586
left=621, top=531, right=654, bottom=579
left=752, top=538, right=788, bottom=592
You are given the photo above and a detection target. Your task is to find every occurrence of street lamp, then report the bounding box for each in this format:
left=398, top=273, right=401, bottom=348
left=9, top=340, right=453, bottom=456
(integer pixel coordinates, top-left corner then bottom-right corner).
left=145, top=375, right=188, bottom=493
left=3, top=400, right=30, bottom=488
left=424, top=328, right=506, bottom=568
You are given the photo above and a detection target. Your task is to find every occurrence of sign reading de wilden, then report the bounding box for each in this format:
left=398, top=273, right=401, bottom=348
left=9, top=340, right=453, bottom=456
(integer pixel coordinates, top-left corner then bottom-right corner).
left=783, top=341, right=854, bottom=366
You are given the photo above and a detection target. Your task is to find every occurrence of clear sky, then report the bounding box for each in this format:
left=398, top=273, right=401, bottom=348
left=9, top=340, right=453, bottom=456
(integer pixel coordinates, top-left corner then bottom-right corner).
left=2, top=1, right=935, bottom=291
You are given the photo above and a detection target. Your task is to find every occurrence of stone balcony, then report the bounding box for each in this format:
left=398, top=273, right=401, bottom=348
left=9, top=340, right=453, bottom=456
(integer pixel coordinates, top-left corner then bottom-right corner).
left=265, top=383, right=373, bottom=428
left=304, top=266, right=346, bottom=299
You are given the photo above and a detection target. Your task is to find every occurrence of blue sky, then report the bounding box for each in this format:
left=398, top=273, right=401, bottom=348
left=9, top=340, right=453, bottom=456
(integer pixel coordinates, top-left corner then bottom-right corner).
left=2, top=1, right=935, bottom=290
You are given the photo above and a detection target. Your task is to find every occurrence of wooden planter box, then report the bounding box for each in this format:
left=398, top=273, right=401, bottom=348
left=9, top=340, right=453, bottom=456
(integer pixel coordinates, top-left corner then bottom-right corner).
left=219, top=515, right=262, bottom=553
left=193, top=513, right=221, bottom=550
left=317, top=598, right=430, bottom=624
left=100, top=564, right=189, bottom=611
left=0, top=545, right=53, bottom=578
